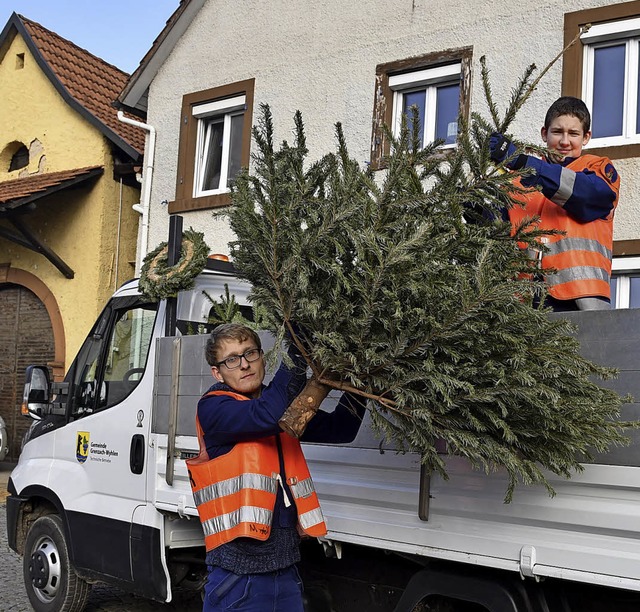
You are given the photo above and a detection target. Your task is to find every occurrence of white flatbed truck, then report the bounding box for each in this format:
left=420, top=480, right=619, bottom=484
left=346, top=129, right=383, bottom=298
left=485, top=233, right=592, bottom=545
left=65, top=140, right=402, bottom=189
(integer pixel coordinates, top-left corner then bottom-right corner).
left=6, top=257, right=640, bottom=612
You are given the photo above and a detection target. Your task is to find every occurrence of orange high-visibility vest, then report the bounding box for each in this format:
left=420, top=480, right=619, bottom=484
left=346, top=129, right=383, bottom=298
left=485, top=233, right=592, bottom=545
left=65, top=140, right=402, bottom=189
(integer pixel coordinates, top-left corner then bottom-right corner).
left=187, top=390, right=327, bottom=551
left=510, top=154, right=619, bottom=301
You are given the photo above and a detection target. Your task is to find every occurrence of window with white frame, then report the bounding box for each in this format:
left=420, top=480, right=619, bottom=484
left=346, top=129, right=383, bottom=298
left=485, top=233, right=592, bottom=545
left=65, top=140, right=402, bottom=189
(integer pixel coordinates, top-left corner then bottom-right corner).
left=192, top=95, right=245, bottom=197
left=170, top=79, right=254, bottom=214
left=611, top=257, right=640, bottom=308
left=371, top=48, right=471, bottom=169
left=581, top=18, right=640, bottom=147
left=389, top=63, right=461, bottom=149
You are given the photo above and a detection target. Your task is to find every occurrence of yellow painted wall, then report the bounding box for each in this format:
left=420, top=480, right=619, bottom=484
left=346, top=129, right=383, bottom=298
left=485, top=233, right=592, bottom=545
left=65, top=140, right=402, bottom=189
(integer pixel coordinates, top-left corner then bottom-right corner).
left=0, top=31, right=140, bottom=369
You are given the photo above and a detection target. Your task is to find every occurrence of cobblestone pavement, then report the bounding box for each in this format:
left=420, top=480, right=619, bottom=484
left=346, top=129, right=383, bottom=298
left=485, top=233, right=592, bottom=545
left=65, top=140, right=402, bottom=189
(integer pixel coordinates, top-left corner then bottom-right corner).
left=0, top=500, right=202, bottom=612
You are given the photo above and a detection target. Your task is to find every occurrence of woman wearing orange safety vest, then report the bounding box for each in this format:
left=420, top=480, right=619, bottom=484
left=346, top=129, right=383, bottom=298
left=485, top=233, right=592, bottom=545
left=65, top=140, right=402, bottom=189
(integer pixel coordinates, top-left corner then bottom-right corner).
left=188, top=323, right=365, bottom=612
left=489, top=97, right=620, bottom=312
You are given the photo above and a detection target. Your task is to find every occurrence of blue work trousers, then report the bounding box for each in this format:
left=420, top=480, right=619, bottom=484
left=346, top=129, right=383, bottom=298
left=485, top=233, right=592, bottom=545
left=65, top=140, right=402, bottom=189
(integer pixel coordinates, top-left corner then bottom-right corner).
left=203, top=565, right=304, bottom=612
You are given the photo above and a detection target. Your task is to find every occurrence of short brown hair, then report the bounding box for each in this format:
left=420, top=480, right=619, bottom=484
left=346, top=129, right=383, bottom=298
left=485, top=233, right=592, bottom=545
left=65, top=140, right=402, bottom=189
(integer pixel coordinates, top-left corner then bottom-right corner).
left=205, top=323, right=262, bottom=366
left=544, top=96, right=591, bottom=133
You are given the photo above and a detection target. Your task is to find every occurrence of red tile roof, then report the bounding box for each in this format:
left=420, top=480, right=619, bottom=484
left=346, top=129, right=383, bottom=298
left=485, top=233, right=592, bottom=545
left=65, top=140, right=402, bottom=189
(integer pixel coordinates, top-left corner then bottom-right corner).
left=0, top=166, right=103, bottom=211
left=18, top=15, right=145, bottom=157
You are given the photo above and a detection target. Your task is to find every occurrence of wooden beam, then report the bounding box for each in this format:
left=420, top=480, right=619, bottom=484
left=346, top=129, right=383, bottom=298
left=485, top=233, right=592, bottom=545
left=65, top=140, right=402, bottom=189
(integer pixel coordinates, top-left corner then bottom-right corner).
left=0, top=225, right=36, bottom=251
left=8, top=215, right=74, bottom=279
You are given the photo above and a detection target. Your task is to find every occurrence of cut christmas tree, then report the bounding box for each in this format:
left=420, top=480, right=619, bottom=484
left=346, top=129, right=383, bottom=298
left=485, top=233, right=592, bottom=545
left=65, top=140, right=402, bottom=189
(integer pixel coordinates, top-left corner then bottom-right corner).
left=222, top=57, right=631, bottom=501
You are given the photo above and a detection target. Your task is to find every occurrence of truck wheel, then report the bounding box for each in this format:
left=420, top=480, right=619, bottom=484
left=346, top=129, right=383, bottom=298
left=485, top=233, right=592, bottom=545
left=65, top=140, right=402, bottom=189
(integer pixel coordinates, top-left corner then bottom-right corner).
left=23, top=514, right=91, bottom=612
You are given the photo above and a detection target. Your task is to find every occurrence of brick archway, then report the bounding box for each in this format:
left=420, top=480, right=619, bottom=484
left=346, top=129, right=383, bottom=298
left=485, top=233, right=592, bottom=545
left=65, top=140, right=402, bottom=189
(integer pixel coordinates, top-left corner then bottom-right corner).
left=0, top=282, right=57, bottom=460
left=0, top=265, right=66, bottom=380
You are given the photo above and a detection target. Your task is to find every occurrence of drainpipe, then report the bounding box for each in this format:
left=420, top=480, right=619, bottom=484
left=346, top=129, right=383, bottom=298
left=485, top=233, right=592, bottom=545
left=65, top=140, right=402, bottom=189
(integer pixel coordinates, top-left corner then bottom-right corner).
left=117, top=111, right=156, bottom=275
left=115, top=177, right=123, bottom=289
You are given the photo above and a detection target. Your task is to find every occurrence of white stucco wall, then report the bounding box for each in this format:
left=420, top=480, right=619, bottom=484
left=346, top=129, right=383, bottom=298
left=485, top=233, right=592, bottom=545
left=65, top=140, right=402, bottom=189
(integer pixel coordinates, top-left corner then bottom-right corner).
left=144, top=0, right=640, bottom=254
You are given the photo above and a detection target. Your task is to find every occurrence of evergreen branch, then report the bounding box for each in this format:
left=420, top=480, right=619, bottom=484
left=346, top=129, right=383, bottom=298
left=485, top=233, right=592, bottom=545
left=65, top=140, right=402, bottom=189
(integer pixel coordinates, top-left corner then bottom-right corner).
left=480, top=56, right=501, bottom=128
left=488, top=24, right=591, bottom=133
left=512, top=24, right=591, bottom=122
left=284, top=319, right=322, bottom=379
left=315, top=376, right=405, bottom=413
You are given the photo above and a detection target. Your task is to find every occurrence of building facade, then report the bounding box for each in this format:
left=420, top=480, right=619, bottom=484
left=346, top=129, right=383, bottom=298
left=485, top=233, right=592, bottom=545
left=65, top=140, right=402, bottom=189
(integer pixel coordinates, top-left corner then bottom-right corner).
left=0, top=14, right=145, bottom=460
left=119, top=0, right=640, bottom=312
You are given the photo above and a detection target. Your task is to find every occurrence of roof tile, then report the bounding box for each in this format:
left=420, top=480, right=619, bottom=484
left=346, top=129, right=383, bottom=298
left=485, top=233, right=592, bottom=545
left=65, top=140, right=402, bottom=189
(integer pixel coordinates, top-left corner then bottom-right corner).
left=20, top=16, right=145, bottom=156
left=0, top=166, right=103, bottom=208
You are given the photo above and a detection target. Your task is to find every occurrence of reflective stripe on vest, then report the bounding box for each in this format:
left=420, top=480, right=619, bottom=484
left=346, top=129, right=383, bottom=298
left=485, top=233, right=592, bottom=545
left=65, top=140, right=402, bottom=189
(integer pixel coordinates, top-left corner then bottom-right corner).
left=509, top=154, right=618, bottom=301
left=545, top=265, right=610, bottom=287
left=299, top=507, right=326, bottom=531
left=192, top=473, right=278, bottom=507
left=289, top=477, right=315, bottom=499
left=187, top=390, right=327, bottom=551
left=545, top=237, right=612, bottom=261
left=202, top=505, right=273, bottom=538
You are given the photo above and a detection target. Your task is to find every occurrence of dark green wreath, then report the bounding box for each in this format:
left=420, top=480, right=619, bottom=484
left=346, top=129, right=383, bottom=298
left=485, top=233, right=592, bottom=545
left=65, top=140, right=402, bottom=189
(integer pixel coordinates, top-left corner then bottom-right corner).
left=139, top=228, right=209, bottom=300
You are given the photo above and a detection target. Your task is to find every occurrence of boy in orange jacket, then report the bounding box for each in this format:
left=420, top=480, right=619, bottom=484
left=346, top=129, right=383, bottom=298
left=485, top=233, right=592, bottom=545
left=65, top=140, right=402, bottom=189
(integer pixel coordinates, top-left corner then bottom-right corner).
left=490, top=96, right=620, bottom=311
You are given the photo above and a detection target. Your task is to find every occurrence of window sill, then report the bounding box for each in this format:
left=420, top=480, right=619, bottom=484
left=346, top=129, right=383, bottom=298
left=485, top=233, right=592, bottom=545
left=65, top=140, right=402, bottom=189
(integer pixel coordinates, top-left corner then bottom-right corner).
left=582, top=142, right=640, bottom=160
left=168, top=192, right=232, bottom=214
left=195, top=188, right=231, bottom=198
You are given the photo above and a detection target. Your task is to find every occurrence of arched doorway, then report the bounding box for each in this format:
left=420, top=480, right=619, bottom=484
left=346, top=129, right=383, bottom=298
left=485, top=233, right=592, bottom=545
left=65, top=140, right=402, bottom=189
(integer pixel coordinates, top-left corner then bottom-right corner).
left=0, top=284, right=55, bottom=461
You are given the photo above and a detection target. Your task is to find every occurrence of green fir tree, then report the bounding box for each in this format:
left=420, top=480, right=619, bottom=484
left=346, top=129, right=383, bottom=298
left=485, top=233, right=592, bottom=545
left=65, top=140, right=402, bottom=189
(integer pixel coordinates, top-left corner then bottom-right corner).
left=223, top=56, right=631, bottom=501
left=204, top=284, right=273, bottom=329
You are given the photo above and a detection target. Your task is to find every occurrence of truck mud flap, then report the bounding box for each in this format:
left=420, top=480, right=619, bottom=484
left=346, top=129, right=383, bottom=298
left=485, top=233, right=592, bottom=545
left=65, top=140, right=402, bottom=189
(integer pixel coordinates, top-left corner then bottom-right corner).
left=5, top=494, right=28, bottom=552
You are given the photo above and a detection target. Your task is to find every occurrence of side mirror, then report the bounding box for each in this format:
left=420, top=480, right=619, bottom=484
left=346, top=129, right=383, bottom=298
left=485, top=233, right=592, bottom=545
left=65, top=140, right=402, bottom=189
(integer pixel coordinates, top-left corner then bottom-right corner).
left=22, top=365, right=51, bottom=420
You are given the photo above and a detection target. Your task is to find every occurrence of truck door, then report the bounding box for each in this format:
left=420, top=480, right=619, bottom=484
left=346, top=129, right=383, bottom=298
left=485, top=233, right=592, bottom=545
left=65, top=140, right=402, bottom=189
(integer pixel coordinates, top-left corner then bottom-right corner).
left=50, top=296, right=159, bottom=585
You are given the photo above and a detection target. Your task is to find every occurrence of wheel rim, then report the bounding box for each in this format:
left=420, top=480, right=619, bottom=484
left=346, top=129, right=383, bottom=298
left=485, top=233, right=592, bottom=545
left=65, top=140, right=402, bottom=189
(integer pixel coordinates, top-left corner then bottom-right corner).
left=28, top=535, right=63, bottom=603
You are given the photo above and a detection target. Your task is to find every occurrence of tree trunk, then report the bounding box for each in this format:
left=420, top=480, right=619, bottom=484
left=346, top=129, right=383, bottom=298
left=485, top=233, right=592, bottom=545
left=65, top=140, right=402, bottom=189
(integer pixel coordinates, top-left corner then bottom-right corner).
left=278, top=377, right=332, bottom=438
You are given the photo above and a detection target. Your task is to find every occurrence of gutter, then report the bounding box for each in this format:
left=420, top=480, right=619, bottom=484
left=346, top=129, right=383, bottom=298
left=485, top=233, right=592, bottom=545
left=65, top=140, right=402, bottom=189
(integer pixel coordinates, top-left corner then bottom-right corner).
left=117, top=111, right=156, bottom=275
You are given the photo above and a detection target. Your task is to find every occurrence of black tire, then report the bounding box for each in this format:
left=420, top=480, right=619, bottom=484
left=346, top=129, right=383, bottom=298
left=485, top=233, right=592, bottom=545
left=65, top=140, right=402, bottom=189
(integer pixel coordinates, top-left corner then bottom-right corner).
left=23, top=514, right=91, bottom=612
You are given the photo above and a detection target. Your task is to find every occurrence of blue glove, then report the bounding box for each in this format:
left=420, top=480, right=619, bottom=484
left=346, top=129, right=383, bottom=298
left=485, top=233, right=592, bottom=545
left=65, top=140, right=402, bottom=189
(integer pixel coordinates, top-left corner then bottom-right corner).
left=489, top=132, right=523, bottom=169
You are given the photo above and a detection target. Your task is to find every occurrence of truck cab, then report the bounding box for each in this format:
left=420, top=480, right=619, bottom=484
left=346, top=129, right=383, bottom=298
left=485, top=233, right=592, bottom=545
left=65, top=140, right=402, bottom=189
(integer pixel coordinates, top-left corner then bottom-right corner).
left=6, top=258, right=251, bottom=611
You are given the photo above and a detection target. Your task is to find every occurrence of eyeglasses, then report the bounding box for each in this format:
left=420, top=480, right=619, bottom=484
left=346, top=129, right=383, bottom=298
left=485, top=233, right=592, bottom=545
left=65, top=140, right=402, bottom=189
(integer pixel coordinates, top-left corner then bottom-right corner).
left=216, top=348, right=263, bottom=370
